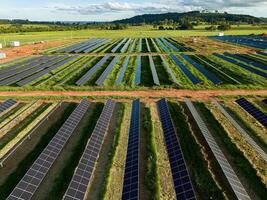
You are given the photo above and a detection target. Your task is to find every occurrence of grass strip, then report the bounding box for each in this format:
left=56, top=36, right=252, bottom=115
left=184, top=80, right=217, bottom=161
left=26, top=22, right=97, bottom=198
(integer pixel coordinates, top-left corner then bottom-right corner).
left=196, top=103, right=267, bottom=199
left=167, top=101, right=225, bottom=200
left=46, top=103, right=104, bottom=199
left=0, top=103, right=76, bottom=200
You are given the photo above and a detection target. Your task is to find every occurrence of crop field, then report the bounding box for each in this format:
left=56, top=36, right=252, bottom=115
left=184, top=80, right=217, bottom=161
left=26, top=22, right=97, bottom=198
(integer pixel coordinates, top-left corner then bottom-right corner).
left=0, top=95, right=266, bottom=200
left=0, top=36, right=267, bottom=91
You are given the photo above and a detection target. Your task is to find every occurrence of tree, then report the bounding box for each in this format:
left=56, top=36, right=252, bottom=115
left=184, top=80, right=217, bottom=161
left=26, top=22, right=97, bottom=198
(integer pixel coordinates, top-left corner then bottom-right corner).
left=178, top=20, right=194, bottom=30
left=218, top=24, right=231, bottom=31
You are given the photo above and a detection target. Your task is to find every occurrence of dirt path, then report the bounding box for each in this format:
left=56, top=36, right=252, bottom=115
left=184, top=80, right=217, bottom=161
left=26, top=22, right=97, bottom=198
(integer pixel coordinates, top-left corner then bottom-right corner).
left=0, top=89, right=266, bottom=100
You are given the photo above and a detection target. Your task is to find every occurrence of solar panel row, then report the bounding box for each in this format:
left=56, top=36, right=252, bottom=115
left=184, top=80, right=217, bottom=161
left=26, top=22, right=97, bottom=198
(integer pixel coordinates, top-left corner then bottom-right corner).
left=7, top=100, right=90, bottom=200
left=161, top=38, right=179, bottom=52
left=83, top=39, right=111, bottom=53
left=116, top=56, right=130, bottom=85
left=95, top=55, right=120, bottom=85
left=185, top=99, right=251, bottom=200
left=74, top=39, right=99, bottom=53
left=0, top=56, right=67, bottom=86
left=121, top=39, right=132, bottom=53
left=157, top=98, right=196, bottom=200
left=61, top=40, right=94, bottom=53
left=213, top=99, right=267, bottom=162
left=148, top=55, right=160, bottom=85
left=145, top=38, right=151, bottom=52
left=138, top=38, right=142, bottom=53
left=129, top=39, right=137, bottom=53
left=151, top=38, right=160, bottom=52
left=159, top=55, right=178, bottom=83
left=75, top=39, right=108, bottom=53
left=17, top=56, right=78, bottom=86
left=63, top=99, right=115, bottom=200
left=112, top=38, right=127, bottom=53
left=170, top=54, right=200, bottom=84
left=236, top=98, right=267, bottom=128
left=0, top=99, right=17, bottom=113
left=155, top=38, right=169, bottom=52
left=76, top=55, right=110, bottom=86
left=214, top=53, right=267, bottom=79
left=135, top=55, right=141, bottom=85
left=121, top=99, right=140, bottom=200
left=181, top=54, right=222, bottom=84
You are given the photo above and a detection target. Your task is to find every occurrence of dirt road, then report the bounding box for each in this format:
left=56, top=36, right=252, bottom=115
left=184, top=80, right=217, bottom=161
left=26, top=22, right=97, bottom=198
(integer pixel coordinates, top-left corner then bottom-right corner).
left=0, top=89, right=266, bottom=100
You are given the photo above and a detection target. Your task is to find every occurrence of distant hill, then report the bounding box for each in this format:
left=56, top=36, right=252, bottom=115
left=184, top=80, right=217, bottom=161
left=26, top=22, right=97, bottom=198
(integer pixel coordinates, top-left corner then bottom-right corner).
left=113, top=11, right=263, bottom=24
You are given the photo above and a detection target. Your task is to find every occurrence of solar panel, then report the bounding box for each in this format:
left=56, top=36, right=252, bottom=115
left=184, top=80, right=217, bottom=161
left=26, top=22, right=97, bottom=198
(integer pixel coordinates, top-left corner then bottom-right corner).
left=159, top=55, right=178, bottom=83
left=185, top=99, right=251, bottom=200
left=161, top=38, right=179, bottom=52
left=116, top=56, right=130, bottom=85
left=155, top=38, right=169, bottom=52
left=236, top=98, right=267, bottom=128
left=0, top=99, right=17, bottom=113
left=213, top=99, right=267, bottom=162
left=121, top=39, right=132, bottom=53
left=151, top=38, right=160, bottom=52
left=0, top=56, right=66, bottom=86
left=138, top=38, right=142, bottom=53
left=62, top=40, right=95, bottom=53
left=74, top=39, right=99, bottom=53
left=135, top=55, right=141, bottom=85
left=121, top=99, right=140, bottom=200
left=112, top=38, right=127, bottom=53
left=181, top=54, right=222, bottom=84
left=63, top=99, right=115, bottom=200
left=214, top=53, right=267, bottom=79
left=225, top=53, right=267, bottom=71
left=17, top=56, right=78, bottom=86
left=170, top=54, right=200, bottom=85
left=145, top=38, right=151, bottom=52
left=157, top=98, right=196, bottom=200
left=95, top=55, right=120, bottom=86
left=83, top=39, right=111, bottom=53
left=129, top=39, right=137, bottom=53
left=7, top=100, right=90, bottom=200
left=76, top=55, right=110, bottom=86
left=148, top=55, right=160, bottom=85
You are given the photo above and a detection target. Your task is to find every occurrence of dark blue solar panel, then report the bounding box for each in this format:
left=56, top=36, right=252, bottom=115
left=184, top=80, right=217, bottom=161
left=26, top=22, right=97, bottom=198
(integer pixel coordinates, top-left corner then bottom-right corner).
left=224, top=53, right=267, bottom=71
left=122, top=99, right=140, bottom=200
left=263, top=99, right=267, bottom=106
left=135, top=55, right=141, bottom=85
left=155, top=38, right=169, bottom=52
left=214, top=53, right=267, bottom=79
left=161, top=38, right=179, bottom=52
left=236, top=98, right=267, bottom=128
left=181, top=54, right=222, bottom=84
left=170, top=54, right=200, bottom=85
left=157, top=98, right=196, bottom=200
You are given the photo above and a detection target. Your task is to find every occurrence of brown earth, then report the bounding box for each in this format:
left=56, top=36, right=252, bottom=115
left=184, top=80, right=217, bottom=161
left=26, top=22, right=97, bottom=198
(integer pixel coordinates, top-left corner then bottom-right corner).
left=0, top=89, right=266, bottom=100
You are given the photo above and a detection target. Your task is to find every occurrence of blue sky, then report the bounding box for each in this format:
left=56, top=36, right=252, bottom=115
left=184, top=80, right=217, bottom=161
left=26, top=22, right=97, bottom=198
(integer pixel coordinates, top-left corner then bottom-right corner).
left=1, top=0, right=267, bottom=21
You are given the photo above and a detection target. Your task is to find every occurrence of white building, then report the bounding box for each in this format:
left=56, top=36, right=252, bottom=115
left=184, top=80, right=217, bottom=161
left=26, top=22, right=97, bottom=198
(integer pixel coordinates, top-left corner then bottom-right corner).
left=0, top=53, right=6, bottom=59
left=10, top=41, right=20, bottom=47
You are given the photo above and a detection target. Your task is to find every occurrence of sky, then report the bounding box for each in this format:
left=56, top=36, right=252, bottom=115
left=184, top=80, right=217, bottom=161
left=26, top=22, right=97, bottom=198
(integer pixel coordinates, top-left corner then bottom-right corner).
left=0, top=0, right=267, bottom=21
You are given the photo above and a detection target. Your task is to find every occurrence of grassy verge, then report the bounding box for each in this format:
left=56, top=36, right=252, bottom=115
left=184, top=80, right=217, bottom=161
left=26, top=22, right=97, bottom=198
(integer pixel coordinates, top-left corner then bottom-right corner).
left=196, top=103, right=267, bottom=198
left=99, top=103, right=125, bottom=199
left=167, top=101, right=225, bottom=200
left=142, top=106, right=160, bottom=200
left=46, top=103, right=104, bottom=199
left=0, top=103, right=76, bottom=200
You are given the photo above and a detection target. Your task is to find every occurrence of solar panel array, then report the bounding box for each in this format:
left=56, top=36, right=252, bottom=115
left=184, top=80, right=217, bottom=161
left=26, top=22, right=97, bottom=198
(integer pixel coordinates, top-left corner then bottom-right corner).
left=213, top=99, right=267, bottom=162
left=7, top=100, right=90, bottom=200
left=76, top=55, right=110, bottom=86
left=155, top=38, right=169, bottom=52
left=121, top=39, right=131, bottom=53
left=161, top=38, right=179, bottom=52
left=17, top=56, right=78, bottom=86
left=236, top=98, right=267, bottom=128
left=116, top=56, right=130, bottom=85
left=145, top=38, right=151, bottom=52
left=214, top=53, right=267, bottom=79
left=121, top=99, right=140, bottom=200
left=224, top=53, right=267, bottom=71
left=75, top=39, right=107, bottom=53
left=157, top=98, right=196, bottom=200
left=129, top=39, right=137, bottom=53
left=170, top=54, right=200, bottom=84
left=159, top=55, right=178, bottom=83
left=95, top=55, right=120, bottom=85
left=0, top=99, right=17, bottom=113
left=59, top=40, right=95, bottom=53
left=151, top=38, right=160, bottom=52
left=112, top=38, right=127, bottom=53
left=135, top=55, right=141, bottom=85
left=181, top=54, right=222, bottom=84
left=185, top=99, right=251, bottom=200
left=63, top=99, right=115, bottom=200
left=148, top=55, right=160, bottom=85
